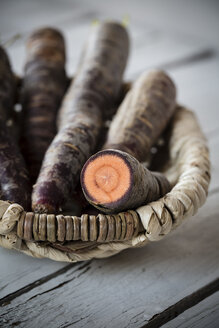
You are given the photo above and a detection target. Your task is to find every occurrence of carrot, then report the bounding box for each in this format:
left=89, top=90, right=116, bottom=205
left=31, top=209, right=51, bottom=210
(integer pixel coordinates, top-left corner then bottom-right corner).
left=81, top=149, right=170, bottom=213
left=0, top=46, right=31, bottom=209
left=81, top=70, right=176, bottom=213
left=32, top=22, right=129, bottom=213
left=0, top=47, right=15, bottom=121
left=20, top=27, right=67, bottom=182
left=104, top=70, right=176, bottom=161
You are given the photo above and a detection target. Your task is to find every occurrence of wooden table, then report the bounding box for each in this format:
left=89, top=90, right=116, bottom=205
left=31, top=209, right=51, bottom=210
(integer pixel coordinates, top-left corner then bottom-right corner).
left=0, top=1, right=218, bottom=327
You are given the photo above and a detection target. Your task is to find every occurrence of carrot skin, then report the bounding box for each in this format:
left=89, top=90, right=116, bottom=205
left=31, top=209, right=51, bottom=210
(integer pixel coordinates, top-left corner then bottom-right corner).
left=81, top=149, right=170, bottom=213
left=32, top=22, right=129, bottom=213
left=20, top=27, right=67, bottom=183
left=0, top=122, right=31, bottom=208
left=0, top=47, right=14, bottom=121
left=104, top=70, right=176, bottom=162
left=0, top=46, right=31, bottom=209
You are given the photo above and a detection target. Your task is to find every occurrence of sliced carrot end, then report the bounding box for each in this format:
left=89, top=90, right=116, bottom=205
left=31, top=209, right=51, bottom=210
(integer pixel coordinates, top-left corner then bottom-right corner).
left=82, top=153, right=131, bottom=204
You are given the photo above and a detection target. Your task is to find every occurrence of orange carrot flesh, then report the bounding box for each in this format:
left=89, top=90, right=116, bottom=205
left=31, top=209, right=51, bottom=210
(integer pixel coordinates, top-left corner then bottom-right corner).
left=82, top=152, right=131, bottom=204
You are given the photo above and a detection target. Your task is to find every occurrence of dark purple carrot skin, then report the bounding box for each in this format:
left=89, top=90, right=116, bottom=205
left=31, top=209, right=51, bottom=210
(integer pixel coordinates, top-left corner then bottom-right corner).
left=32, top=22, right=129, bottom=213
left=14, top=74, right=22, bottom=105
left=0, top=47, right=15, bottom=121
left=20, top=27, right=67, bottom=183
left=104, top=70, right=176, bottom=162
left=0, top=46, right=31, bottom=209
left=0, top=122, right=31, bottom=208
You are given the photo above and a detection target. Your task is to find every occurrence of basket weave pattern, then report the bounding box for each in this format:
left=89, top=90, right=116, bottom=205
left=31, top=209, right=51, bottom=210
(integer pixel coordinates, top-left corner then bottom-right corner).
left=0, top=106, right=210, bottom=262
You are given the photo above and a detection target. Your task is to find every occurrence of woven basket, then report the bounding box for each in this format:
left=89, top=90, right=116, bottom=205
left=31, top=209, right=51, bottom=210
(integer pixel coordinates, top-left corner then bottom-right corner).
left=0, top=105, right=210, bottom=262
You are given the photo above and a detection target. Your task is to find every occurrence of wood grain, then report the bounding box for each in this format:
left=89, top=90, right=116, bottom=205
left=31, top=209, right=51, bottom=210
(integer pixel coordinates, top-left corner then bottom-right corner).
left=162, top=291, right=219, bottom=328
left=0, top=251, right=67, bottom=299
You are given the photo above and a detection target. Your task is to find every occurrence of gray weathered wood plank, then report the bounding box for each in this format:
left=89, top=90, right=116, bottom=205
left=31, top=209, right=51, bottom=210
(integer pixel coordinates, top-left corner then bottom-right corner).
left=0, top=0, right=91, bottom=38
left=77, top=0, right=219, bottom=47
left=0, top=251, right=69, bottom=299
left=162, top=291, right=219, bottom=328
left=2, top=0, right=218, bottom=50
left=1, top=0, right=213, bottom=79
left=170, top=56, right=219, bottom=135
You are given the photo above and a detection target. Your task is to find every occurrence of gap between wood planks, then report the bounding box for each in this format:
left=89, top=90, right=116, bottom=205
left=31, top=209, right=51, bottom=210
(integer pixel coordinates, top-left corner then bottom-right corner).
left=140, top=278, right=219, bottom=328
left=162, top=291, right=219, bottom=328
left=57, top=281, right=219, bottom=328
left=0, top=7, right=98, bottom=44
left=0, top=261, right=91, bottom=307
left=130, top=47, right=215, bottom=79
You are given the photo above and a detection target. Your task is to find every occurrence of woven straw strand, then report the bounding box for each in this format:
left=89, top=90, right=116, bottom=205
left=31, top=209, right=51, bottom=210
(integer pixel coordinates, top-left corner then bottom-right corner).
left=16, top=210, right=142, bottom=242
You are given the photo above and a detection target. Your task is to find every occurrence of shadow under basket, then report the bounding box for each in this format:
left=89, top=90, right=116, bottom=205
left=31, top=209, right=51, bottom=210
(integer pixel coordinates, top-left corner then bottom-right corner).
left=0, top=106, right=211, bottom=262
